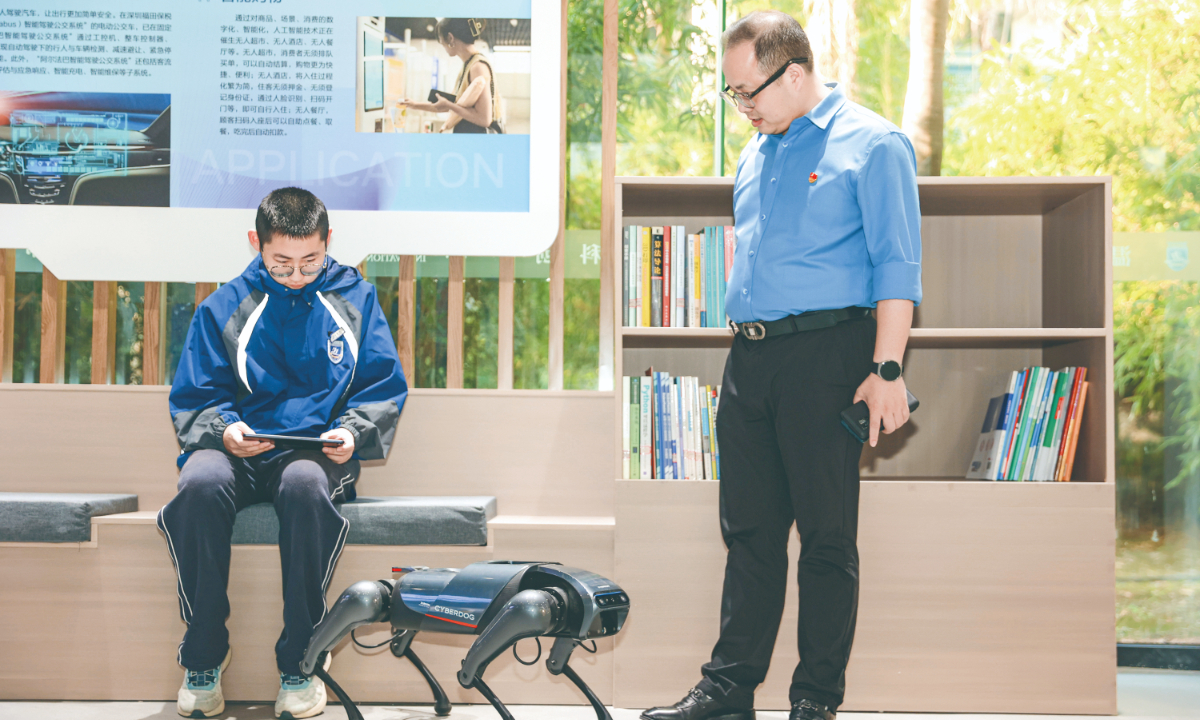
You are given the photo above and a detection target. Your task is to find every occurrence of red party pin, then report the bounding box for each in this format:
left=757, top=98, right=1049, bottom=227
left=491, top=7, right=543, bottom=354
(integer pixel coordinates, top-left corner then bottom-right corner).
left=809, top=172, right=818, bottom=184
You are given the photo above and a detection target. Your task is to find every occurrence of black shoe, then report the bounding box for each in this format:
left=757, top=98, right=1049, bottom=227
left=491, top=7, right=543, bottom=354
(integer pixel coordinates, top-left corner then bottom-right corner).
left=789, top=699, right=835, bottom=720
left=640, top=687, right=755, bottom=720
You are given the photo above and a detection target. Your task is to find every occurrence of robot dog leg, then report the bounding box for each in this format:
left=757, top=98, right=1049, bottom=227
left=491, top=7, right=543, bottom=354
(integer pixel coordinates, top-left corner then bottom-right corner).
left=303, top=561, right=630, bottom=720
left=302, top=576, right=452, bottom=720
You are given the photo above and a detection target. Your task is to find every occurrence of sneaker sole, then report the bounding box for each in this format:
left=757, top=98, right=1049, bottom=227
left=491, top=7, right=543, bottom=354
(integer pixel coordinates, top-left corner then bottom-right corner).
left=179, top=698, right=224, bottom=718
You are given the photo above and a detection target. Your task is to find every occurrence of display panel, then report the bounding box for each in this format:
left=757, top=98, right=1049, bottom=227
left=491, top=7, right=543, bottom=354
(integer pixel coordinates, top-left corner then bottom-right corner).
left=0, top=0, right=559, bottom=282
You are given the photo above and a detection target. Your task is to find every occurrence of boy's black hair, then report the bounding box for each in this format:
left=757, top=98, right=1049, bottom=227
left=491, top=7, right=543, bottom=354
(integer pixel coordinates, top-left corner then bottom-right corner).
left=255, top=187, right=329, bottom=247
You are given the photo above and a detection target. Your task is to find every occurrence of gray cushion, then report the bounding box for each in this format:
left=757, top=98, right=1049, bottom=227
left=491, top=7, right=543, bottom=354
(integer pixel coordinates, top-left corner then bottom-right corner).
left=231, top=496, right=497, bottom=546
left=0, top=492, right=139, bottom=543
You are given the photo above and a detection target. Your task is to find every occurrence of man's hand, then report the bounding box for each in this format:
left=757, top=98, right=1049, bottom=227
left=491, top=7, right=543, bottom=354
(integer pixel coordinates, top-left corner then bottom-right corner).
left=321, top=428, right=355, bottom=464
left=223, top=421, right=274, bottom=457
left=852, top=373, right=911, bottom=448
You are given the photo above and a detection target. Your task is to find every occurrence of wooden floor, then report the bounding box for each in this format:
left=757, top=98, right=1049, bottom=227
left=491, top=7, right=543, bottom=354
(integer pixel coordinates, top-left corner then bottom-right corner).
left=1, top=668, right=1197, bottom=719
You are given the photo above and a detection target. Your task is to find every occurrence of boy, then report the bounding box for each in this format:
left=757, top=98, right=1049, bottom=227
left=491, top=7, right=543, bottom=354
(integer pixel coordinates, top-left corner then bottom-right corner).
left=159, top=187, right=408, bottom=718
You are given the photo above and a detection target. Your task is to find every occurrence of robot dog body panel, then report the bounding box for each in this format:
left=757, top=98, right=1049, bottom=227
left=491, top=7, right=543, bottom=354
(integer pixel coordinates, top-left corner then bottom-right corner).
left=304, top=561, right=630, bottom=720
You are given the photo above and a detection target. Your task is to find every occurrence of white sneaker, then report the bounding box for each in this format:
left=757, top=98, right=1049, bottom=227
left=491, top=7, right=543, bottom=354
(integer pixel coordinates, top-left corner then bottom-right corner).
left=275, top=652, right=332, bottom=719
left=177, top=648, right=231, bottom=718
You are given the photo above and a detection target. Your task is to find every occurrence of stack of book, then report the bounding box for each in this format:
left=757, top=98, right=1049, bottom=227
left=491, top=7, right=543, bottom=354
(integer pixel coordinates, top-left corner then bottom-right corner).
left=622, top=370, right=720, bottom=480
left=967, top=366, right=1089, bottom=482
left=622, top=225, right=736, bottom=328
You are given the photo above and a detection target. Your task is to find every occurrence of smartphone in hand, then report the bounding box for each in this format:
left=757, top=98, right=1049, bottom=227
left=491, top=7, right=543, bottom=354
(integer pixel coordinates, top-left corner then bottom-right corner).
left=840, top=390, right=919, bottom=443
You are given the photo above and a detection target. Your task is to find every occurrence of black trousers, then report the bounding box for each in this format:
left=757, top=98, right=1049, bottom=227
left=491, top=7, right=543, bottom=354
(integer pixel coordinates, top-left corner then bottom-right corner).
left=157, top=448, right=359, bottom=675
left=697, top=313, right=875, bottom=711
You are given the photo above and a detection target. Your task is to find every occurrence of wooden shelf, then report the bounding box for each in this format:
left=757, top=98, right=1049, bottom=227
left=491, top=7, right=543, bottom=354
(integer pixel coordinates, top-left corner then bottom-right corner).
left=622, top=326, right=1107, bottom=350
left=617, top=175, right=1110, bottom=217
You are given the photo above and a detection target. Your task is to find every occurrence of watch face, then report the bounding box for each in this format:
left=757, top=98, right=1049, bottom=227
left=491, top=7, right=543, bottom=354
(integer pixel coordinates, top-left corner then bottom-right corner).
left=879, top=361, right=902, bottom=381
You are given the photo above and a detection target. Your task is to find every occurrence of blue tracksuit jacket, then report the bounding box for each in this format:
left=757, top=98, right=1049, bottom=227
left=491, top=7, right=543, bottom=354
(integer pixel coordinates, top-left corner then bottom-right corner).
left=169, top=255, right=408, bottom=469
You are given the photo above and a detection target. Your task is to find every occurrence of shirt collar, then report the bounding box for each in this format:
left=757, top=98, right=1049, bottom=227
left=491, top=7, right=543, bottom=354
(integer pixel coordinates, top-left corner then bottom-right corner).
left=789, top=82, right=845, bottom=133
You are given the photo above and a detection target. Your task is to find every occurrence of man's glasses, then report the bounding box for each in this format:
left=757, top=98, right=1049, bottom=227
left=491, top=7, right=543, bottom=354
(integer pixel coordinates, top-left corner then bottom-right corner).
left=267, top=258, right=326, bottom=279
left=721, top=57, right=809, bottom=109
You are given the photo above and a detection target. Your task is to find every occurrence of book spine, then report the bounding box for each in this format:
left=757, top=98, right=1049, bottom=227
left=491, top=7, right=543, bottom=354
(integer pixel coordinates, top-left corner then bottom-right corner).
left=622, top=377, right=630, bottom=479
left=986, top=393, right=1011, bottom=480
left=630, top=377, right=640, bottom=480
left=1038, top=370, right=1072, bottom=481
left=1046, top=368, right=1077, bottom=480
left=702, top=227, right=712, bottom=327
left=684, top=232, right=693, bottom=327
left=631, top=227, right=640, bottom=327
left=1022, top=369, right=1051, bottom=480
left=1055, top=367, right=1088, bottom=481
left=1021, top=370, right=1055, bottom=481
left=724, top=226, right=735, bottom=283
left=718, top=226, right=728, bottom=326
left=700, top=386, right=713, bottom=479
left=988, top=371, right=1019, bottom=480
left=998, top=369, right=1024, bottom=479
left=1059, top=381, right=1089, bottom=482
left=667, top=376, right=676, bottom=477
left=676, top=376, right=686, bottom=477
left=712, top=385, right=721, bottom=479
left=693, top=378, right=703, bottom=479
left=641, top=227, right=651, bottom=327
left=1002, top=368, right=1032, bottom=479
left=967, top=395, right=1001, bottom=479
left=654, top=372, right=665, bottom=479
left=639, top=376, right=652, bottom=479
left=676, top=225, right=686, bottom=328
left=662, top=227, right=672, bottom=328
left=624, top=228, right=633, bottom=326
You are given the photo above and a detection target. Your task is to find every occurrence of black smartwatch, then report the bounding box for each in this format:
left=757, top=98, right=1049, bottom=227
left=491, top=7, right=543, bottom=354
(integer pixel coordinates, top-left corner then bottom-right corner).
left=873, top=360, right=903, bottom=381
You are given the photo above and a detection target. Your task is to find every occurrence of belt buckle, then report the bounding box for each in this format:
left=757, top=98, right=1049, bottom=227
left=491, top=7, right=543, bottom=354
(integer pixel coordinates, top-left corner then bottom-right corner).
left=741, top=321, right=766, bottom=340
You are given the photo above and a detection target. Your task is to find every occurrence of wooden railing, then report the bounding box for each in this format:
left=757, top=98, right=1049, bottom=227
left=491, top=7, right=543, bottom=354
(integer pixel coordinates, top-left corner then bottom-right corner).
left=0, top=229, right=615, bottom=391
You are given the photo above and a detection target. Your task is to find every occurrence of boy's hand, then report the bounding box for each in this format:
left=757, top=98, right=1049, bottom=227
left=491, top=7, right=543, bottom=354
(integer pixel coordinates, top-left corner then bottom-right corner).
left=321, top=428, right=355, bottom=464
left=223, top=421, right=274, bottom=457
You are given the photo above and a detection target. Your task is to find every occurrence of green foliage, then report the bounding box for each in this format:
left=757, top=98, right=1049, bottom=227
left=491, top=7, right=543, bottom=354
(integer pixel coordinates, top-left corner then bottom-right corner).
left=943, top=0, right=1200, bottom=233
left=854, top=0, right=910, bottom=124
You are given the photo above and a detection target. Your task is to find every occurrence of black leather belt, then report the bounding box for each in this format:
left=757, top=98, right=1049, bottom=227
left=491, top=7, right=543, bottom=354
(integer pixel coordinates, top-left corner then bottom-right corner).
left=730, top=306, right=871, bottom=341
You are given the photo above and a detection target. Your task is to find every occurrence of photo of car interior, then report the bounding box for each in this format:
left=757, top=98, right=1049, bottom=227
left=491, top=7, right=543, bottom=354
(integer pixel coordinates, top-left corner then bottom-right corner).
left=0, top=91, right=170, bottom=207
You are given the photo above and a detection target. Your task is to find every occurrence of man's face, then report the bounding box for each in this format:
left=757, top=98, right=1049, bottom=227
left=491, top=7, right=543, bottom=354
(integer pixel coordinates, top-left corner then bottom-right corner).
left=722, top=42, right=800, bottom=135
left=250, top=230, right=330, bottom=290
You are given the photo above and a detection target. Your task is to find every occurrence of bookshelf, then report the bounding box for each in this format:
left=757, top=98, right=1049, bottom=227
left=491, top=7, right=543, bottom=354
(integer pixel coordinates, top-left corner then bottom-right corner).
left=608, top=176, right=1116, bottom=713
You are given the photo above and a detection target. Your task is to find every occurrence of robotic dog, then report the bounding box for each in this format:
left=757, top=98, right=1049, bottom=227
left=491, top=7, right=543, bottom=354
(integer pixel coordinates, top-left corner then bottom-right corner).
left=301, top=561, right=630, bottom=720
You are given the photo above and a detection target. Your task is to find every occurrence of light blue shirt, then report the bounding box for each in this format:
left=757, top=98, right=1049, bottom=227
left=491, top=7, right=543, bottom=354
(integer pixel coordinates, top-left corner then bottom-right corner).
left=725, top=83, right=923, bottom=323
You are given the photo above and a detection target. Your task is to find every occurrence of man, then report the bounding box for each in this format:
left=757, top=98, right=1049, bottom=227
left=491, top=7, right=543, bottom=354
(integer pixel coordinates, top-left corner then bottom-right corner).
left=158, top=187, right=408, bottom=719
left=643, top=11, right=921, bottom=720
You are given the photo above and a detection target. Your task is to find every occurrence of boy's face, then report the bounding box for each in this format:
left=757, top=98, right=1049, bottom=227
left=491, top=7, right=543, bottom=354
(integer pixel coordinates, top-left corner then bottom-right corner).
left=248, top=229, right=331, bottom=290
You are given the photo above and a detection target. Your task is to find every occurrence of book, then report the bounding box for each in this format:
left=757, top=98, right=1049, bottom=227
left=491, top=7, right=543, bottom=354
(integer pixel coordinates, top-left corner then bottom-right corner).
left=1035, top=369, right=1074, bottom=481
left=985, top=372, right=1019, bottom=480
left=1058, top=382, right=1089, bottom=482
left=632, top=226, right=641, bottom=327
left=1057, top=375, right=1089, bottom=482
left=622, top=377, right=631, bottom=479
left=662, top=226, right=672, bottom=328
left=622, top=228, right=630, bottom=327
left=1055, top=367, right=1087, bottom=480
left=718, top=226, right=728, bottom=326
left=1000, top=368, right=1031, bottom=480
left=712, top=385, right=722, bottom=479
left=641, top=227, right=652, bottom=327
left=676, top=226, right=686, bottom=328
left=1019, top=370, right=1055, bottom=481
left=630, top=376, right=640, bottom=480
left=966, top=395, right=1004, bottom=479
left=700, top=385, right=713, bottom=479
left=639, top=375, right=652, bottom=479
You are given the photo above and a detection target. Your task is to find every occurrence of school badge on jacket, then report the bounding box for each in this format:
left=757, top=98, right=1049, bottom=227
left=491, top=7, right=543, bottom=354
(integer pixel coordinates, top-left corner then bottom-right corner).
left=328, top=328, right=345, bottom=364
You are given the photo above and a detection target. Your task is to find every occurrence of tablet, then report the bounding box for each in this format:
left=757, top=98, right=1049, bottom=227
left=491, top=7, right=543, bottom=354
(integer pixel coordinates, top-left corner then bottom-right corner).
left=243, top=434, right=344, bottom=449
